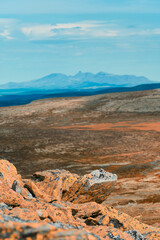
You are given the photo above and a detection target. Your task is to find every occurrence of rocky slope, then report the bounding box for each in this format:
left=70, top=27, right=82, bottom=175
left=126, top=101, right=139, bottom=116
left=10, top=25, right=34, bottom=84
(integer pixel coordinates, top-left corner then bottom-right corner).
left=0, top=159, right=160, bottom=239
left=0, top=89, right=160, bottom=226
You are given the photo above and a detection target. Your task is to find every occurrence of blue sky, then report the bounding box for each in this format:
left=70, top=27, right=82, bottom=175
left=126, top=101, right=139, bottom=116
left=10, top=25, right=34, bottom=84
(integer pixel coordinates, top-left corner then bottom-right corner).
left=0, top=0, right=160, bottom=83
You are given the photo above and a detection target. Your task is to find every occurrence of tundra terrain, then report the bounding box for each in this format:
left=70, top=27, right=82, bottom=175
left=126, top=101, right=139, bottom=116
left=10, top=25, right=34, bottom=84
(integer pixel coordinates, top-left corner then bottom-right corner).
left=0, top=89, right=160, bottom=225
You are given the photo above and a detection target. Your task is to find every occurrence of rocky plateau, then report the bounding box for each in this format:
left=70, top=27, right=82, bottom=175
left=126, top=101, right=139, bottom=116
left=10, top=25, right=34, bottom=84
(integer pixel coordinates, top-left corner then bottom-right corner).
left=0, top=89, right=160, bottom=238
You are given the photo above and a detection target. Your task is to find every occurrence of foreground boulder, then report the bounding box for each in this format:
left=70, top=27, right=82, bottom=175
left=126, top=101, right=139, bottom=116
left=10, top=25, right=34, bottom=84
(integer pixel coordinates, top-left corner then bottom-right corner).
left=25, top=168, right=117, bottom=203
left=0, top=159, right=160, bottom=240
left=62, top=169, right=117, bottom=203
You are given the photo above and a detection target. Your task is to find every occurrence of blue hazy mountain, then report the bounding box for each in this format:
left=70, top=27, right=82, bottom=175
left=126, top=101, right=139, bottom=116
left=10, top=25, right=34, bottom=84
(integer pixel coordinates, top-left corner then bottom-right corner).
left=0, top=71, right=159, bottom=107
left=0, top=72, right=153, bottom=91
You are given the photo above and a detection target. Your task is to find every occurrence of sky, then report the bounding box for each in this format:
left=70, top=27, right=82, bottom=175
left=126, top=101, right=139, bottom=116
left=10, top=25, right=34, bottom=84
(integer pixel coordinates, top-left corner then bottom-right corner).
left=0, top=0, right=160, bottom=84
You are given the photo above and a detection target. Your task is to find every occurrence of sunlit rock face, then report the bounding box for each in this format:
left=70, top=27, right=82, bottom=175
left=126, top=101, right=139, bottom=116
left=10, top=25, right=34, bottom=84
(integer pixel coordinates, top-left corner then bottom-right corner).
left=25, top=168, right=117, bottom=204
left=61, top=169, right=117, bottom=204
left=88, top=169, right=118, bottom=185
left=0, top=159, right=159, bottom=239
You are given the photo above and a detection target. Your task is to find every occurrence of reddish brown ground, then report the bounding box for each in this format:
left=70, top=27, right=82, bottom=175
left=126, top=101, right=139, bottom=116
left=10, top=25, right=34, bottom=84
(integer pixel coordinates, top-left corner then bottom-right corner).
left=53, top=120, right=160, bottom=132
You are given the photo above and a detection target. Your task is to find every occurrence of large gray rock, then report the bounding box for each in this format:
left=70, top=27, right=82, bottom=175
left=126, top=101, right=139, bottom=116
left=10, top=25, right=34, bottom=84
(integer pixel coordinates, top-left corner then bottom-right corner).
left=62, top=169, right=117, bottom=203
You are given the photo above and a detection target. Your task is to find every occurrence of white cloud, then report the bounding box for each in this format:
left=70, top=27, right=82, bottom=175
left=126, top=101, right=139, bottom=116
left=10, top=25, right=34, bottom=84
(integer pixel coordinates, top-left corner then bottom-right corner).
left=53, top=21, right=103, bottom=30
left=22, top=25, right=56, bottom=39
left=19, top=20, right=160, bottom=41
left=0, top=18, right=17, bottom=25
left=92, top=30, right=118, bottom=37
left=153, top=28, right=160, bottom=35
left=0, top=29, right=13, bottom=39
left=21, top=21, right=118, bottom=40
left=0, top=18, right=18, bottom=40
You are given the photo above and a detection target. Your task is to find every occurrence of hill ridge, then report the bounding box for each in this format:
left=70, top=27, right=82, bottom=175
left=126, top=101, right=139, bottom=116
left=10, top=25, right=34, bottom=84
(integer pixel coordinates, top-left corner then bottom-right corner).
left=0, top=71, right=153, bottom=90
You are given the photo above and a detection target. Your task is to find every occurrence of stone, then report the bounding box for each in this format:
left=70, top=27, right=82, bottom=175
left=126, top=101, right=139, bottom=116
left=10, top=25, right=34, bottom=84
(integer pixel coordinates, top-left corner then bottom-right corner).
left=0, top=159, right=159, bottom=240
left=28, top=169, right=79, bottom=202
left=88, top=169, right=117, bottom=183
left=0, top=159, right=33, bottom=200
left=0, top=181, right=24, bottom=207
left=0, top=160, right=19, bottom=187
left=0, top=172, right=4, bottom=179
left=126, top=230, right=145, bottom=240
left=86, top=226, right=134, bottom=240
left=27, top=169, right=117, bottom=204
left=24, top=179, right=53, bottom=202
left=0, top=203, right=10, bottom=210
left=4, top=207, right=40, bottom=222
left=52, top=229, right=101, bottom=240
left=72, top=202, right=104, bottom=220
left=62, top=169, right=117, bottom=203
left=12, top=180, right=22, bottom=194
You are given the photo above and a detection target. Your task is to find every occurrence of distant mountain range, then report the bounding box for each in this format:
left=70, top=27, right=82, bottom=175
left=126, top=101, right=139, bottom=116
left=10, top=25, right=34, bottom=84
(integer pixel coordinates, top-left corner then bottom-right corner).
left=0, top=71, right=153, bottom=91
left=0, top=71, right=159, bottom=107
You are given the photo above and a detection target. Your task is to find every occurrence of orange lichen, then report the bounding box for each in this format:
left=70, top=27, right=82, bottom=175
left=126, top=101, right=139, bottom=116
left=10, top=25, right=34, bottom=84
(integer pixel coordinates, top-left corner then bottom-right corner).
left=0, top=159, right=159, bottom=239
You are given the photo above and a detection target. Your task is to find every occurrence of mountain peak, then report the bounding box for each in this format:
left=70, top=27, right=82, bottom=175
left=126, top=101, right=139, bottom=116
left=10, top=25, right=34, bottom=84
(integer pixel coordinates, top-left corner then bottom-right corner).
left=75, top=71, right=83, bottom=76
left=0, top=72, right=153, bottom=90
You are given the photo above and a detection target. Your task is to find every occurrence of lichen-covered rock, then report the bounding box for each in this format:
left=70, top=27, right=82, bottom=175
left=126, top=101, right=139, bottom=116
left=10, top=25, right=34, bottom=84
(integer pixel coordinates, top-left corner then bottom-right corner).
left=71, top=202, right=104, bottom=220
left=19, top=198, right=77, bottom=226
left=0, top=181, right=24, bottom=206
left=0, top=159, right=19, bottom=187
left=52, top=229, right=101, bottom=240
left=28, top=169, right=79, bottom=202
left=0, top=159, right=160, bottom=240
left=25, top=168, right=117, bottom=204
left=87, top=226, right=134, bottom=240
left=99, top=204, right=160, bottom=239
left=126, top=230, right=145, bottom=240
left=0, top=159, right=35, bottom=200
left=11, top=180, right=22, bottom=194
left=24, top=179, right=53, bottom=202
left=3, top=207, right=40, bottom=222
left=62, top=169, right=117, bottom=203
left=0, top=221, right=100, bottom=240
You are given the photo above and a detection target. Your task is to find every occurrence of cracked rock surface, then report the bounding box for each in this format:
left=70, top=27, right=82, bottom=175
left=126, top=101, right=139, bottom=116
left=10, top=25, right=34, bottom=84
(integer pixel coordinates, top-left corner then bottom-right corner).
left=0, top=159, right=159, bottom=239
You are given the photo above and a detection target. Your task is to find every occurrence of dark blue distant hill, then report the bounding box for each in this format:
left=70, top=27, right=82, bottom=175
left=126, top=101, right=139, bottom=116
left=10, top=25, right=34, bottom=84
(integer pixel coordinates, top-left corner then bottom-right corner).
left=0, top=72, right=159, bottom=107
left=0, top=83, right=160, bottom=108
